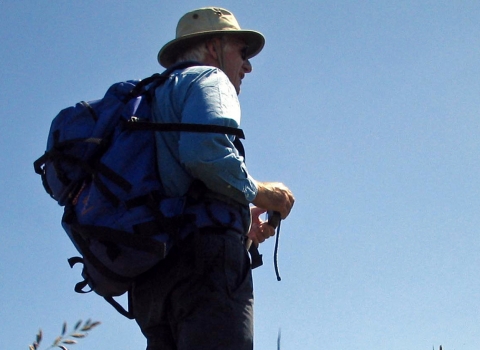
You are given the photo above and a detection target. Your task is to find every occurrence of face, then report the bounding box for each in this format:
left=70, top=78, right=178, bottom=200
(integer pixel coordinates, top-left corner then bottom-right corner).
left=209, top=37, right=252, bottom=95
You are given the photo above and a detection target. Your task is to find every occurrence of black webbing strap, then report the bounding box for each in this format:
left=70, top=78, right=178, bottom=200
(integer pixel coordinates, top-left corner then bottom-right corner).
left=95, top=162, right=132, bottom=192
left=273, top=220, right=282, bottom=281
left=248, top=245, right=263, bottom=269
left=68, top=257, right=94, bottom=294
left=124, top=121, right=245, bottom=139
left=33, top=152, right=48, bottom=175
left=91, top=162, right=135, bottom=207
left=268, top=211, right=282, bottom=281
left=68, top=256, right=135, bottom=319
left=104, top=295, right=135, bottom=319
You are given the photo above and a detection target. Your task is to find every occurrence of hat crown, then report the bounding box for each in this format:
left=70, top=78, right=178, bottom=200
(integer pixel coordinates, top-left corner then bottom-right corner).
left=176, top=8, right=241, bottom=38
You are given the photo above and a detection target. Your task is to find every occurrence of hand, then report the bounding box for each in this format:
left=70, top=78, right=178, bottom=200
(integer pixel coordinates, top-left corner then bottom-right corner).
left=247, top=206, right=276, bottom=246
left=252, top=181, right=295, bottom=219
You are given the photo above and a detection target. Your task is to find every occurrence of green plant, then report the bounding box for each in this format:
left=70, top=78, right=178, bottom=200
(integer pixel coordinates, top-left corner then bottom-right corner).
left=29, top=319, right=100, bottom=350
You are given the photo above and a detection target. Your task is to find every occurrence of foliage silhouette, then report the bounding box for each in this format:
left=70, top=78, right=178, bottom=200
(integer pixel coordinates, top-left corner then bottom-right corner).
left=28, top=319, right=100, bottom=350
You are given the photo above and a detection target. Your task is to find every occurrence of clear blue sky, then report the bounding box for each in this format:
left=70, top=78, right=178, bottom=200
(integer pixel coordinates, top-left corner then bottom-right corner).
left=1, top=1, right=480, bottom=349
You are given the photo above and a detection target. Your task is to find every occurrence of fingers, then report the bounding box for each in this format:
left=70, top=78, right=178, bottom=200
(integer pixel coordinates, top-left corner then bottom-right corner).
left=250, top=206, right=267, bottom=222
left=262, top=223, right=276, bottom=239
left=248, top=222, right=276, bottom=245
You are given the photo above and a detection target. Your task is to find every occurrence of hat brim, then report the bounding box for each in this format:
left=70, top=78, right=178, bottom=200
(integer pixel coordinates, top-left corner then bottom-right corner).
left=158, top=30, right=265, bottom=68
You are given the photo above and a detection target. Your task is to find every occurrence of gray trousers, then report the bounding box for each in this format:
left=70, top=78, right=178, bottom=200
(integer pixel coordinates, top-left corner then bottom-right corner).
left=132, top=228, right=254, bottom=350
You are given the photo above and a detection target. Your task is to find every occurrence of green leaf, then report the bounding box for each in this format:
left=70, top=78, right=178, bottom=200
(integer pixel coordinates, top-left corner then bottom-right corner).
left=90, top=321, right=101, bottom=329
left=73, top=320, right=82, bottom=331
left=81, top=320, right=101, bottom=331
left=71, top=333, right=86, bottom=338
left=80, top=319, right=91, bottom=331
left=36, top=329, right=43, bottom=344
left=53, top=336, right=62, bottom=346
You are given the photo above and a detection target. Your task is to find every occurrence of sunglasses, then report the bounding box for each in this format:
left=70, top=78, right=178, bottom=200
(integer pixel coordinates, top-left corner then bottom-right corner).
left=241, top=45, right=249, bottom=61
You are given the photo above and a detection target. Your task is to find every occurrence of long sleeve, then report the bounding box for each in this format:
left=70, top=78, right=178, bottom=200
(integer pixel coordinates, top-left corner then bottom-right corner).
left=152, top=65, right=258, bottom=204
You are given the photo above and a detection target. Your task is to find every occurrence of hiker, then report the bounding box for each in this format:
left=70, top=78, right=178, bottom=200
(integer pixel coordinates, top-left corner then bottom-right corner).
left=131, top=7, right=295, bottom=350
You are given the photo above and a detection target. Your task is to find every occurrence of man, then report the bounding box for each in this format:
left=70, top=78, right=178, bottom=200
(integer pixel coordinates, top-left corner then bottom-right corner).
left=132, top=7, right=294, bottom=350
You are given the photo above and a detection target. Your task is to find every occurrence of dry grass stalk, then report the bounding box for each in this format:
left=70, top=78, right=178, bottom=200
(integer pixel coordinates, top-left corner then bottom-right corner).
left=28, top=319, right=100, bottom=350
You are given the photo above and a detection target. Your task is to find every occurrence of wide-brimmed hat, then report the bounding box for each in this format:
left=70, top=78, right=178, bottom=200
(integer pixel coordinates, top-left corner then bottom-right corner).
left=158, top=7, right=265, bottom=68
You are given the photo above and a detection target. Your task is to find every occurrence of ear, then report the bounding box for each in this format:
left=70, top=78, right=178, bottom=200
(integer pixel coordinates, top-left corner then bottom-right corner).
left=205, top=38, right=220, bottom=61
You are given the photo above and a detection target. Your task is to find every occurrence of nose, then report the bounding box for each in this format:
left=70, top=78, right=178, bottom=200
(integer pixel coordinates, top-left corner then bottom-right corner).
left=243, top=59, right=252, bottom=73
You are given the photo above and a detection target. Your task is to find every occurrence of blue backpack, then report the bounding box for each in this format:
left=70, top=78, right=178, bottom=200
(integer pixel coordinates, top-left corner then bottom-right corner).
left=33, top=62, right=246, bottom=318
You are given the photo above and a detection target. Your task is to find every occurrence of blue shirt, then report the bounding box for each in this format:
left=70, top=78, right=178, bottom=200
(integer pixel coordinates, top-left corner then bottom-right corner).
left=152, top=65, right=258, bottom=205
